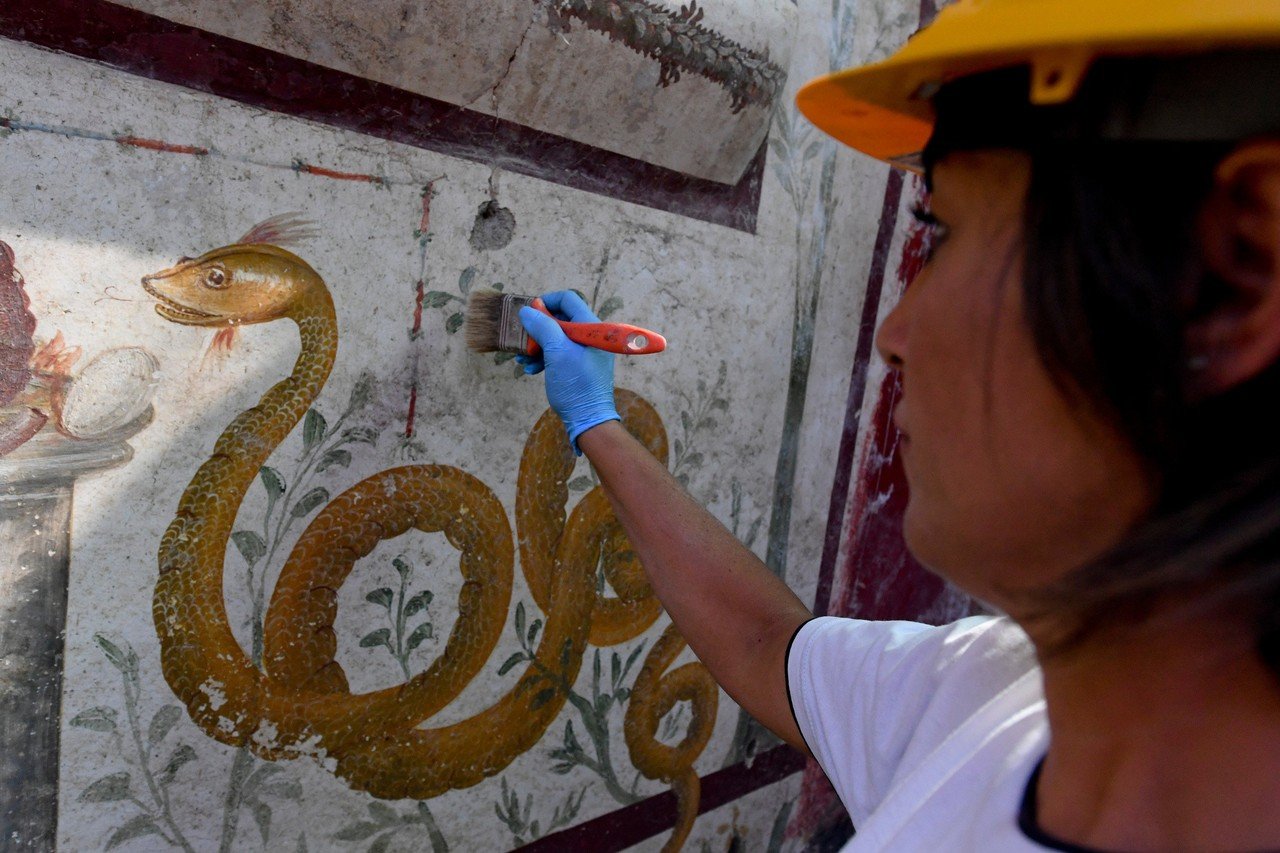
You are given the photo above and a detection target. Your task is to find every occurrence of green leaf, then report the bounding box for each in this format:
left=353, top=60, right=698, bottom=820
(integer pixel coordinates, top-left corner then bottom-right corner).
left=303, top=409, right=327, bottom=453
left=359, top=628, right=392, bottom=650
left=298, top=834, right=309, bottom=853
left=404, top=590, right=433, bottom=618
left=624, top=641, right=647, bottom=679
left=515, top=601, right=526, bottom=642
left=316, top=449, right=351, bottom=473
left=592, top=649, right=601, bottom=685
left=597, top=296, right=624, bottom=320
left=81, top=771, right=131, bottom=802
left=407, top=622, right=434, bottom=650
left=711, top=398, right=731, bottom=412
left=251, top=801, right=272, bottom=842
left=244, top=763, right=283, bottom=799
left=564, top=720, right=581, bottom=754
left=458, top=266, right=478, bottom=294
left=368, top=834, right=394, bottom=853
left=70, top=706, right=118, bottom=732
left=259, top=466, right=286, bottom=499
left=334, top=822, right=379, bottom=841
left=148, top=705, right=182, bottom=748
left=497, top=652, right=525, bottom=676
left=392, top=556, right=412, bottom=580
left=698, top=417, right=718, bottom=431
left=685, top=452, right=704, bottom=469
left=560, top=638, right=573, bottom=668
left=93, top=634, right=133, bottom=675
left=106, top=815, right=160, bottom=850
left=674, top=439, right=685, bottom=458
left=291, top=487, right=329, bottom=518
left=422, top=291, right=456, bottom=308
left=365, top=588, right=394, bottom=611
left=368, top=801, right=399, bottom=825
left=551, top=762, right=576, bottom=775
left=767, top=132, right=789, bottom=162
left=446, top=312, right=465, bottom=335
left=347, top=372, right=375, bottom=413
left=231, top=530, right=267, bottom=566
left=680, top=411, right=693, bottom=434
left=158, top=744, right=197, bottom=785
left=567, top=476, right=593, bottom=492
left=531, top=688, right=557, bottom=711
left=771, top=162, right=795, bottom=197
left=611, top=652, right=621, bottom=687
left=526, top=618, right=542, bottom=646
left=259, top=777, right=303, bottom=801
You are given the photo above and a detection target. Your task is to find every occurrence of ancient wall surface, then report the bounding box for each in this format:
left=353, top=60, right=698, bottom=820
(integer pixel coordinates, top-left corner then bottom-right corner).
left=0, top=1, right=948, bottom=850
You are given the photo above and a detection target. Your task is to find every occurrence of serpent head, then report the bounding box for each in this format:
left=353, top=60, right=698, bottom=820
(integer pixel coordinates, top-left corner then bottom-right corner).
left=142, top=243, right=323, bottom=328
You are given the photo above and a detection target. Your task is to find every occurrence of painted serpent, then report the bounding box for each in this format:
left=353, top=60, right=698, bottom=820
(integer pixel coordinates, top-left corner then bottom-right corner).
left=144, top=227, right=716, bottom=850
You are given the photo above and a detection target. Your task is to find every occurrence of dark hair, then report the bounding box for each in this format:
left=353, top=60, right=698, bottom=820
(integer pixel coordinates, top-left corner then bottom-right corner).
left=924, top=60, right=1280, bottom=671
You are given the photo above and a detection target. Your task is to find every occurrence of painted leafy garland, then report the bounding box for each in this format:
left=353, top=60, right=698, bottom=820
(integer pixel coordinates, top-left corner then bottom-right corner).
left=540, top=0, right=788, bottom=113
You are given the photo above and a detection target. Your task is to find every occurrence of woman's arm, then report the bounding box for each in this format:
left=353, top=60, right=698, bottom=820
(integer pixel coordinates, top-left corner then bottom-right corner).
left=579, top=422, right=814, bottom=753
left=517, top=291, right=814, bottom=752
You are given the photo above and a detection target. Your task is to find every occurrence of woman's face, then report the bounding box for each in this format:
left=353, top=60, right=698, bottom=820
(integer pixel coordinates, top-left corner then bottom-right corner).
left=875, top=150, right=1154, bottom=610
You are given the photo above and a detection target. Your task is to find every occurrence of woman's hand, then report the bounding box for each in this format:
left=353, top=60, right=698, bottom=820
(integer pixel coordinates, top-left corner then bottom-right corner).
left=518, top=290, right=620, bottom=453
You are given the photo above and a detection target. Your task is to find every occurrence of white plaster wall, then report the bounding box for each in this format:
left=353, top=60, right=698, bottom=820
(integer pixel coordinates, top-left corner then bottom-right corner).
left=110, top=0, right=798, bottom=184
left=0, top=0, right=924, bottom=849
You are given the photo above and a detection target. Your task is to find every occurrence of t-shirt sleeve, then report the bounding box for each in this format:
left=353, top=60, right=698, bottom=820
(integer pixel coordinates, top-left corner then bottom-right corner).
left=786, top=615, right=1034, bottom=825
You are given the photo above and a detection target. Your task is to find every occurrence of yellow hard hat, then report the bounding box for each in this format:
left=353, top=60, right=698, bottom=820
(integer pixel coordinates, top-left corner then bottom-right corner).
left=797, top=0, right=1280, bottom=170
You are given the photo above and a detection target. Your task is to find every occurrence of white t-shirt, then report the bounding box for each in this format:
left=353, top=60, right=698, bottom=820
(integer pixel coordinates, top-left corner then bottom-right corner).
left=787, top=615, right=1068, bottom=851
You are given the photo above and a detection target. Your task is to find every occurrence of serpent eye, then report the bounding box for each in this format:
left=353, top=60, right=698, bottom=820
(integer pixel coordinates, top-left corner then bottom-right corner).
left=204, top=267, right=228, bottom=289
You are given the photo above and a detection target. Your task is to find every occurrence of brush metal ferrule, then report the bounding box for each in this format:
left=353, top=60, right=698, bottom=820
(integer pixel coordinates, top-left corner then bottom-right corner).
left=498, top=294, right=537, bottom=353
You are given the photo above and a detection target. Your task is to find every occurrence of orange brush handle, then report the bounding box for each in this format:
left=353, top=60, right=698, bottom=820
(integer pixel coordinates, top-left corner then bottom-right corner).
left=524, top=298, right=667, bottom=357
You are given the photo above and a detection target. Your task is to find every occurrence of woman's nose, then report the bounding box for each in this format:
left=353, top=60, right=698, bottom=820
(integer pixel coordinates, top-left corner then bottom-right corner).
left=875, top=299, right=908, bottom=370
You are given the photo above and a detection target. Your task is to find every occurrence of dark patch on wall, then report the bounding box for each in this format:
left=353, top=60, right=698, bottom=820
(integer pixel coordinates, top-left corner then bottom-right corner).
left=542, top=0, right=788, bottom=114
left=0, top=0, right=766, bottom=233
left=470, top=201, right=517, bottom=251
left=1, top=492, right=72, bottom=850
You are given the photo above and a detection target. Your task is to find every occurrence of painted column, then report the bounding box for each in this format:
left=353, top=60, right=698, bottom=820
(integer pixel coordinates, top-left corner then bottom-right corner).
left=1, top=432, right=135, bottom=850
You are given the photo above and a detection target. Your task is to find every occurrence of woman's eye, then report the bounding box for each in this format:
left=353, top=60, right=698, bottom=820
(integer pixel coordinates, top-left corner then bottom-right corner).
left=911, top=204, right=950, bottom=263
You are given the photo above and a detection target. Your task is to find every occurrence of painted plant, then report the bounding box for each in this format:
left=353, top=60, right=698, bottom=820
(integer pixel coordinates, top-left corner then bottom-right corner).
left=85, top=215, right=718, bottom=852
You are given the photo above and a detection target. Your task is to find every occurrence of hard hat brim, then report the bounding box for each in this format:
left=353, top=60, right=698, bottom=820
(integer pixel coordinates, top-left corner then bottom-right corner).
left=797, top=0, right=1280, bottom=172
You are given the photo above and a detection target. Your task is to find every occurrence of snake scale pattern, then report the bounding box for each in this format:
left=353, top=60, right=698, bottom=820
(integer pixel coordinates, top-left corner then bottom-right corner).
left=143, top=236, right=716, bottom=851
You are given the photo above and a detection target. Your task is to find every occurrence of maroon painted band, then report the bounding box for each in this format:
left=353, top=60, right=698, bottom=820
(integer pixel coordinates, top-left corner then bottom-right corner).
left=0, top=0, right=765, bottom=232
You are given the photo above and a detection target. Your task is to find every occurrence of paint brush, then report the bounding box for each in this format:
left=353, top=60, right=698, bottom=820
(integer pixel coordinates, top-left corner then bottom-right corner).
left=465, top=289, right=667, bottom=357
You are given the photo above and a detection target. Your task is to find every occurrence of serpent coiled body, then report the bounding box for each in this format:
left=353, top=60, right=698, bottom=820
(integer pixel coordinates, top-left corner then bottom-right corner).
left=148, top=242, right=715, bottom=850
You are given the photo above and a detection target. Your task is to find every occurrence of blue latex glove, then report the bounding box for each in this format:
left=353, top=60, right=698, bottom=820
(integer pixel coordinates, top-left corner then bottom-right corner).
left=517, top=290, right=619, bottom=454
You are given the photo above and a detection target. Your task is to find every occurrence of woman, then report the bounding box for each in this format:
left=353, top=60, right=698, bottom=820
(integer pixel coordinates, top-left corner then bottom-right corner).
left=517, top=2, right=1280, bottom=849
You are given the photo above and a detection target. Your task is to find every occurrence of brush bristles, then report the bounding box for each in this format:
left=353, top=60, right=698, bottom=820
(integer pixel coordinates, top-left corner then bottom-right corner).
left=465, top=289, right=534, bottom=353
left=465, top=289, right=506, bottom=352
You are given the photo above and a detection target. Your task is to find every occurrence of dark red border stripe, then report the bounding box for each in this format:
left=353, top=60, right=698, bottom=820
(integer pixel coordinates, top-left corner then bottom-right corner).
left=0, top=0, right=764, bottom=232
left=813, top=168, right=904, bottom=618
left=517, top=745, right=805, bottom=852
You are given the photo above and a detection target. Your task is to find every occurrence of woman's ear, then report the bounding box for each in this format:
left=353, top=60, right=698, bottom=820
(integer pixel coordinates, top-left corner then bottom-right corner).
left=1190, top=140, right=1280, bottom=397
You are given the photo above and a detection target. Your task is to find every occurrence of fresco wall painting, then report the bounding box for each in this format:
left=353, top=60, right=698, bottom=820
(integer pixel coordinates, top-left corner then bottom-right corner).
left=0, top=0, right=952, bottom=849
